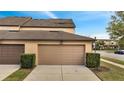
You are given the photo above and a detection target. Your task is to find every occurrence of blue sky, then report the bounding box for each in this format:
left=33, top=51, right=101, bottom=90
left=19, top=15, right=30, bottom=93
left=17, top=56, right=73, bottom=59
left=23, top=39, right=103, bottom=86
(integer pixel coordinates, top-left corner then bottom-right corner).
left=0, top=11, right=113, bottom=39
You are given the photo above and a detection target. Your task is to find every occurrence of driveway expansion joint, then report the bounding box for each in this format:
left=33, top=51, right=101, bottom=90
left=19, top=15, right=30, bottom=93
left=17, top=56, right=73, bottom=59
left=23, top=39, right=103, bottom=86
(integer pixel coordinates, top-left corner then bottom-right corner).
left=61, top=65, right=63, bottom=81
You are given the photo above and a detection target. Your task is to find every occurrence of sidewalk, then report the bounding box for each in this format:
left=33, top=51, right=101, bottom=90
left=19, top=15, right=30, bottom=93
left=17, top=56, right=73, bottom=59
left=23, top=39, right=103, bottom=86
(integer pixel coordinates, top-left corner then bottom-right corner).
left=101, top=59, right=124, bottom=69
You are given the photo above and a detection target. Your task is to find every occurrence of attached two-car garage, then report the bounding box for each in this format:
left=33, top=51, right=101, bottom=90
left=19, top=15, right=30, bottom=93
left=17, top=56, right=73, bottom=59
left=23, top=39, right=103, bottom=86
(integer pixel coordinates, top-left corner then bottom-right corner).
left=38, top=45, right=85, bottom=65
left=0, top=44, right=85, bottom=65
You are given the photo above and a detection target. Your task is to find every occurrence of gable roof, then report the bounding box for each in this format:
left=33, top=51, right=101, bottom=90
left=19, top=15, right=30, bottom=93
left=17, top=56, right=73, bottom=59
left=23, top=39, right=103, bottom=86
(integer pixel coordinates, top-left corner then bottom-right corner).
left=0, top=17, right=75, bottom=28
left=0, top=30, right=94, bottom=41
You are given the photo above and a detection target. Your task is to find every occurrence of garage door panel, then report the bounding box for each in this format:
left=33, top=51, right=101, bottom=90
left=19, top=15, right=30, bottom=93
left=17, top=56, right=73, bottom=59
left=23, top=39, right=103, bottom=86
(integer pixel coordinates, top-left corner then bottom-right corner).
left=0, top=45, right=24, bottom=64
left=38, top=45, right=85, bottom=65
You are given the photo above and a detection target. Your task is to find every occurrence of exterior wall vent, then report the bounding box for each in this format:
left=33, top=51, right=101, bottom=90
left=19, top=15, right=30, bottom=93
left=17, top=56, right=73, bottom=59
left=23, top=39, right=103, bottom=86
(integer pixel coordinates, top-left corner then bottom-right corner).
left=9, top=30, right=19, bottom=32
left=49, top=31, right=59, bottom=32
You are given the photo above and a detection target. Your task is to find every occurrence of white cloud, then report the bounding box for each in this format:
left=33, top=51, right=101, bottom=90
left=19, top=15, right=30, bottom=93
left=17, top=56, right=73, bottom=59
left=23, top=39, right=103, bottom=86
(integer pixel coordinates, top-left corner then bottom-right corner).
left=73, top=11, right=113, bottom=22
left=90, top=33, right=110, bottom=39
left=19, top=11, right=58, bottom=19
left=41, top=11, right=58, bottom=18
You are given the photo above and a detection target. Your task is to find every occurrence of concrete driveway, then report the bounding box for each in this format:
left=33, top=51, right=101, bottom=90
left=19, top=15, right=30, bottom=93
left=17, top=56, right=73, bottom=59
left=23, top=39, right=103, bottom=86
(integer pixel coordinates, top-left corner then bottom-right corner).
left=0, top=65, right=20, bottom=80
left=97, top=51, right=124, bottom=61
left=24, top=65, right=100, bottom=81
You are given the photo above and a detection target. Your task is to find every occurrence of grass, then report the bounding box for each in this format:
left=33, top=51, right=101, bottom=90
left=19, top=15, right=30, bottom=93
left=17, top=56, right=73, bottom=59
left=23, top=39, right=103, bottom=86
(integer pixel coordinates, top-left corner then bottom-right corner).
left=101, top=56, right=124, bottom=65
left=104, top=50, right=116, bottom=53
left=91, top=61, right=124, bottom=81
left=95, top=50, right=116, bottom=53
left=3, top=68, right=33, bottom=81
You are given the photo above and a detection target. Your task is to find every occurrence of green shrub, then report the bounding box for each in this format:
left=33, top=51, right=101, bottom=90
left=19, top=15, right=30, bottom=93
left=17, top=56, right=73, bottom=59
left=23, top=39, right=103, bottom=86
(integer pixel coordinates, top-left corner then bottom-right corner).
left=20, top=54, right=35, bottom=68
left=86, top=53, right=100, bottom=68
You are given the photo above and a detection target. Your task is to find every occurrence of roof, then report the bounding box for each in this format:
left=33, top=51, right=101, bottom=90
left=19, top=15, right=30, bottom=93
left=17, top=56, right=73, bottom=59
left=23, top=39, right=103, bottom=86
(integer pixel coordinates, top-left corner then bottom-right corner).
left=0, top=17, right=32, bottom=26
left=0, top=30, right=94, bottom=41
left=0, top=17, right=75, bottom=28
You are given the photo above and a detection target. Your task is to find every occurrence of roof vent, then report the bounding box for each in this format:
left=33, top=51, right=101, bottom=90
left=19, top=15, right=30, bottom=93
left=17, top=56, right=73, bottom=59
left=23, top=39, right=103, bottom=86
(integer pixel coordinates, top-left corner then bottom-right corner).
left=49, top=31, right=59, bottom=32
left=9, top=30, right=19, bottom=32
left=34, top=19, right=42, bottom=20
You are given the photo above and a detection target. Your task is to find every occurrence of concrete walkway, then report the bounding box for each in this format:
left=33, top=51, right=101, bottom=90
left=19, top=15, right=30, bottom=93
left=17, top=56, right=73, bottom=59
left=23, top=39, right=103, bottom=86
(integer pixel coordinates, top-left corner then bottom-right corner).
left=24, top=65, right=100, bottom=81
left=101, top=59, right=124, bottom=69
left=0, top=65, right=20, bottom=80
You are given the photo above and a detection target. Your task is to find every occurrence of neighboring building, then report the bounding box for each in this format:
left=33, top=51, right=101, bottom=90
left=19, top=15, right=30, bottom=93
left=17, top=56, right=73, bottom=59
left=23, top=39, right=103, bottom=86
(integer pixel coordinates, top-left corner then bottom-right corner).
left=0, top=17, right=94, bottom=65
left=94, top=39, right=118, bottom=50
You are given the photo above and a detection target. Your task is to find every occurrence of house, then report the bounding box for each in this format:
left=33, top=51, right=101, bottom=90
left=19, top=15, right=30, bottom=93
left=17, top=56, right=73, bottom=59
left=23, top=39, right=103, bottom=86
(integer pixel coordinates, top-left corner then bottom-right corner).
left=95, top=39, right=118, bottom=50
left=0, top=17, right=94, bottom=65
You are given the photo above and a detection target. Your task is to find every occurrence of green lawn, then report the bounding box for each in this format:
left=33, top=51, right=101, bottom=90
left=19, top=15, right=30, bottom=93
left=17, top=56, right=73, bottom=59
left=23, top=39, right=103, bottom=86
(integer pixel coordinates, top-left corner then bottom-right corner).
left=91, top=61, right=124, bottom=81
left=101, top=56, right=124, bottom=65
left=3, top=68, right=33, bottom=81
left=104, top=50, right=116, bottom=53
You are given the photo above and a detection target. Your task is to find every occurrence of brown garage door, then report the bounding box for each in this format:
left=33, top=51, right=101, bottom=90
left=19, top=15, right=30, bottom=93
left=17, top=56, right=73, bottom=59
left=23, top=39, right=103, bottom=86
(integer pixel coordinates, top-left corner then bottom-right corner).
left=0, top=44, right=24, bottom=64
left=38, top=45, right=85, bottom=65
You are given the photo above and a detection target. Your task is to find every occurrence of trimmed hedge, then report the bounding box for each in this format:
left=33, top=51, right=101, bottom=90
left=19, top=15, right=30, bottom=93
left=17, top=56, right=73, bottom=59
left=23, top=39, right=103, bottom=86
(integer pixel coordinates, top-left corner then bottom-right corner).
left=20, top=54, right=35, bottom=68
left=86, top=53, right=100, bottom=68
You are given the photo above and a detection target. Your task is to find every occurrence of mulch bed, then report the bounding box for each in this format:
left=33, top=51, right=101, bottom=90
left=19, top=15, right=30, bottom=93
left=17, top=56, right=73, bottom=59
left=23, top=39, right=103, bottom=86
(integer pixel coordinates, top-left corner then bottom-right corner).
left=91, top=66, right=110, bottom=72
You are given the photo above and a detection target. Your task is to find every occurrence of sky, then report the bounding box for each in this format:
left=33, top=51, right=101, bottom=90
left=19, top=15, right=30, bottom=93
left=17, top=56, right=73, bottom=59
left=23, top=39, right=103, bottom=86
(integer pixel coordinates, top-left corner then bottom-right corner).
left=0, top=11, right=114, bottom=39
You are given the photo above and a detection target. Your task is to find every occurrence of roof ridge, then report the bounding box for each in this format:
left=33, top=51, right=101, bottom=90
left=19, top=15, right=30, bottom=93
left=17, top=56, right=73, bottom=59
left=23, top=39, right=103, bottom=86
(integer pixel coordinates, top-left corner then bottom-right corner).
left=8, top=16, right=32, bottom=18
left=0, top=16, right=73, bottom=20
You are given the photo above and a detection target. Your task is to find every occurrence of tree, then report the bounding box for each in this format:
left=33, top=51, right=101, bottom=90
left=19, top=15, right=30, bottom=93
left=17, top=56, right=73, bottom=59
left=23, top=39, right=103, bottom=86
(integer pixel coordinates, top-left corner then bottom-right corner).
left=118, top=37, right=124, bottom=49
left=106, top=11, right=124, bottom=40
left=95, top=40, right=105, bottom=50
left=107, top=11, right=124, bottom=49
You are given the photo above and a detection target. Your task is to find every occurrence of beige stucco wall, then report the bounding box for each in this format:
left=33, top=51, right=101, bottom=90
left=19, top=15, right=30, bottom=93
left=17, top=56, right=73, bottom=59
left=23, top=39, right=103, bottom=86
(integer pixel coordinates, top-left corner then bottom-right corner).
left=0, top=26, right=75, bottom=33
left=25, top=43, right=38, bottom=65
left=0, top=40, right=92, bottom=65
left=0, top=26, right=19, bottom=30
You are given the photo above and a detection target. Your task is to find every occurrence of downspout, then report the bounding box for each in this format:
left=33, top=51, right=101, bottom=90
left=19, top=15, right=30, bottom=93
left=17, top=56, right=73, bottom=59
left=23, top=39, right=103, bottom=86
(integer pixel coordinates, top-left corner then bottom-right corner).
left=18, top=25, right=21, bottom=31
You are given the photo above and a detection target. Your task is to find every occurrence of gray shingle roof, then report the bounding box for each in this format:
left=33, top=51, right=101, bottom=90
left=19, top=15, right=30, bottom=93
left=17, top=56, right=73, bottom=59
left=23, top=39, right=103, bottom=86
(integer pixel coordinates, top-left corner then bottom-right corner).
left=0, top=30, right=94, bottom=41
left=0, top=17, right=75, bottom=28
left=0, top=17, right=32, bottom=26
